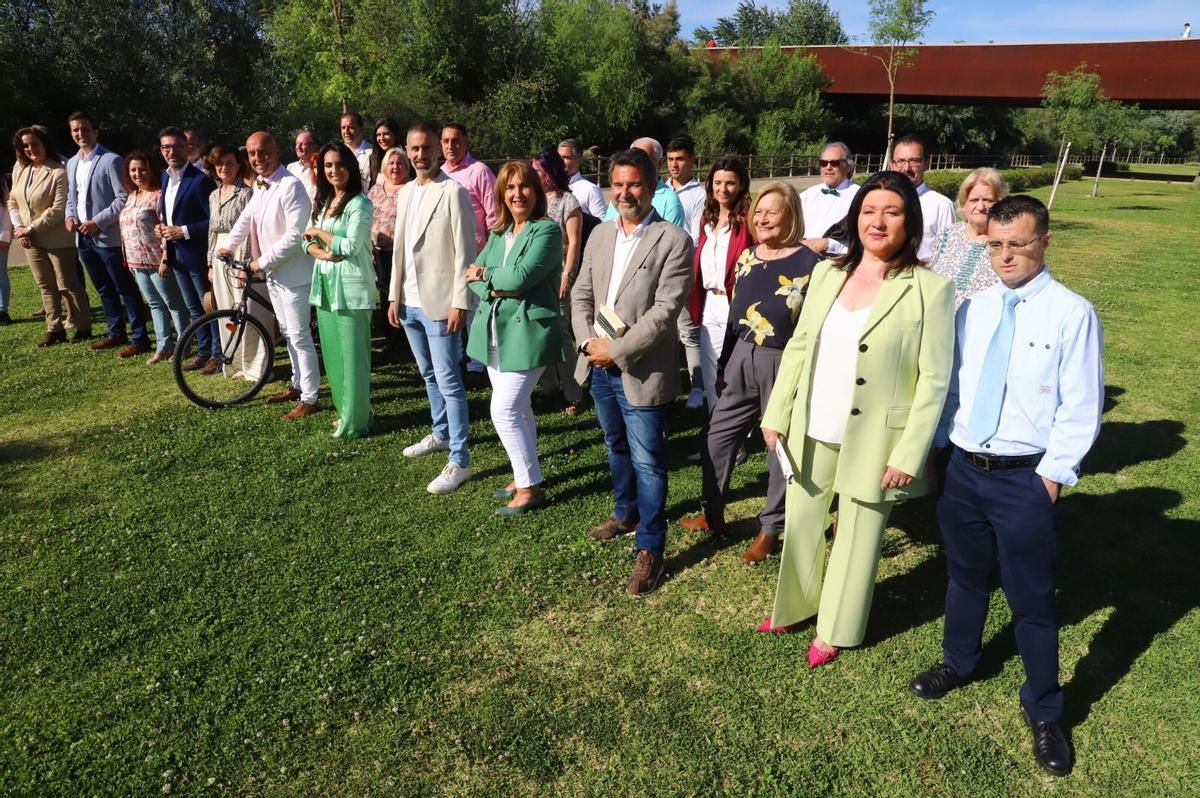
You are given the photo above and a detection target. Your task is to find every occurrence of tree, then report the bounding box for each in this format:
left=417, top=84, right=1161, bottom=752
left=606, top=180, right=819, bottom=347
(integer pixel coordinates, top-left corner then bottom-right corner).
left=1042, top=62, right=1137, bottom=197
left=861, top=0, right=935, bottom=161
left=694, top=0, right=845, bottom=47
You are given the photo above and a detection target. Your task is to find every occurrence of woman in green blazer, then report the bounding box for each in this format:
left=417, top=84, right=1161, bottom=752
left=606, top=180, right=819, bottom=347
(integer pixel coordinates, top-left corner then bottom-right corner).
left=759, top=171, right=954, bottom=668
left=465, top=160, right=567, bottom=515
left=304, top=142, right=376, bottom=438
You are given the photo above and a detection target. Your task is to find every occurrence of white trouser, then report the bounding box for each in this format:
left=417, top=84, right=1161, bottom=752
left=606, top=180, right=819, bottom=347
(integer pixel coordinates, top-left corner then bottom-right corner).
left=699, top=293, right=731, bottom=412
left=268, top=279, right=320, bottom=404
left=487, top=346, right=545, bottom=488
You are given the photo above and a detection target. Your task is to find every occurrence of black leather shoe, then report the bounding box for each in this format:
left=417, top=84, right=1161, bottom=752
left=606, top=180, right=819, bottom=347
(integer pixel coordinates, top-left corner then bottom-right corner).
left=908, top=662, right=966, bottom=699
left=1023, top=709, right=1073, bottom=777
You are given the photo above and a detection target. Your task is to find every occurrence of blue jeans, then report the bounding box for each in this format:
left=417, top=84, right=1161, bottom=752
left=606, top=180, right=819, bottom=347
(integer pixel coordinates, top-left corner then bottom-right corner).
left=172, top=268, right=216, bottom=357
left=78, top=237, right=149, bottom=343
left=589, top=366, right=670, bottom=555
left=399, top=304, right=470, bottom=467
left=132, top=268, right=189, bottom=352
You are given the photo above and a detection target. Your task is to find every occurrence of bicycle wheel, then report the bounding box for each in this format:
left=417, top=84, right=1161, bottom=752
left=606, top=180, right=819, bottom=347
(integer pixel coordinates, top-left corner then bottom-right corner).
left=174, top=309, right=275, bottom=408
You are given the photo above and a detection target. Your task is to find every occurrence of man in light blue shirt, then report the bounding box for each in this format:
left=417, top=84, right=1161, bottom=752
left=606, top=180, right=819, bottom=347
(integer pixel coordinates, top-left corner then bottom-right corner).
left=909, top=195, right=1103, bottom=779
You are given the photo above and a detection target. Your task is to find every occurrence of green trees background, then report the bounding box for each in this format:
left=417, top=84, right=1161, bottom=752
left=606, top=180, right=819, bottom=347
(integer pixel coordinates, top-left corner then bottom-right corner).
left=2, top=0, right=1198, bottom=171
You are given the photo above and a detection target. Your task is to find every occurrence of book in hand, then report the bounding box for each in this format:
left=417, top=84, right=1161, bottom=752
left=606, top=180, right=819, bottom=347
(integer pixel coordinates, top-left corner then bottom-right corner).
left=775, top=435, right=800, bottom=483
left=593, top=304, right=628, bottom=340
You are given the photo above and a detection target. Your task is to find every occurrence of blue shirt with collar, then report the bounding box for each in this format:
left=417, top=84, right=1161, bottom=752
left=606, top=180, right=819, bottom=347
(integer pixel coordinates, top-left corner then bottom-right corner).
left=935, top=266, right=1104, bottom=486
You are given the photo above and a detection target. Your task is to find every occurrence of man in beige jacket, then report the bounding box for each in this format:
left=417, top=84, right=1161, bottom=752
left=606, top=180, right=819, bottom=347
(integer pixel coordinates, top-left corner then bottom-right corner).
left=387, top=121, right=477, bottom=495
left=571, top=148, right=694, bottom=596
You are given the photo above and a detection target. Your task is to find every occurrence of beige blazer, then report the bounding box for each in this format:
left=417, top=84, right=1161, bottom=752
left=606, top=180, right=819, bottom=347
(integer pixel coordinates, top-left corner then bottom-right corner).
left=7, top=161, right=73, bottom=250
left=570, top=214, right=694, bottom=406
left=388, top=173, right=476, bottom=321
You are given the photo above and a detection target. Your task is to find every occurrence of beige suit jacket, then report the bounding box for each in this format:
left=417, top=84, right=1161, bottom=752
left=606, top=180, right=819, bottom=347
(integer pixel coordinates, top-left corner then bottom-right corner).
left=570, top=214, right=694, bottom=406
left=7, top=161, right=73, bottom=250
left=388, top=173, right=476, bottom=321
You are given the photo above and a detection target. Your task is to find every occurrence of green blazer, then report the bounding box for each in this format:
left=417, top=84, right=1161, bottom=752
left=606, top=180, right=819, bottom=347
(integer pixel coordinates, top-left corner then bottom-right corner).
left=762, top=260, right=954, bottom=504
left=308, top=193, right=376, bottom=311
left=466, top=218, right=568, bottom=372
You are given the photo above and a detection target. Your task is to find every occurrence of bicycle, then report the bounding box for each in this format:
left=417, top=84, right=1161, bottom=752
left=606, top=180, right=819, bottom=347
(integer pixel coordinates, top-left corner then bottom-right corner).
left=173, top=254, right=276, bottom=408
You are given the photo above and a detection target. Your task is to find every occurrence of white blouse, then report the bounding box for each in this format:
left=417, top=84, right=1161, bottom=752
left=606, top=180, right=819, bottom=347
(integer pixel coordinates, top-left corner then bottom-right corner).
left=699, top=222, right=730, bottom=291
left=807, top=301, right=873, bottom=444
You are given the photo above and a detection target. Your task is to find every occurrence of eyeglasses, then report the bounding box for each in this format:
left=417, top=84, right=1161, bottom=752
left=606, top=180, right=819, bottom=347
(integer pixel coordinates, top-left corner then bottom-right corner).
left=817, top=159, right=844, bottom=168
left=985, top=234, right=1045, bottom=253
left=891, top=158, right=926, bottom=167
left=160, top=143, right=186, bottom=151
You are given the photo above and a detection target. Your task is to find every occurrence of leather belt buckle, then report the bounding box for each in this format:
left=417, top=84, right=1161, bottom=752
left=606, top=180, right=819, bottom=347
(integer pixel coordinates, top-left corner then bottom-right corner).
left=966, top=451, right=992, bottom=471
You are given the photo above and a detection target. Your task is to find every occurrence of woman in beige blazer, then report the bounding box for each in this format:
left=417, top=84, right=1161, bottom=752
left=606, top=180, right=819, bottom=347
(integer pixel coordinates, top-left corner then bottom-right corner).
left=758, top=170, right=954, bottom=668
left=7, top=126, right=92, bottom=345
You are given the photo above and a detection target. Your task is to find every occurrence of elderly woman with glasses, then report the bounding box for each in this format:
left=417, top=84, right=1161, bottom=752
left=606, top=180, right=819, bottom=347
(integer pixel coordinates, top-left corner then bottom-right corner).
left=928, top=167, right=1010, bottom=309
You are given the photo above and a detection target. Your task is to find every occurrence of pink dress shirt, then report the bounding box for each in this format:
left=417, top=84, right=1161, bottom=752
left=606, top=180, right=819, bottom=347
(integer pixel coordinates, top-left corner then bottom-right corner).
left=441, top=153, right=496, bottom=255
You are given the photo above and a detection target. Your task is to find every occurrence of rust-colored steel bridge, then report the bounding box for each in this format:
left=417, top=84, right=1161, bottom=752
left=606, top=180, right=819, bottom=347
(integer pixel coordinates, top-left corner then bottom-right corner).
left=702, top=39, right=1200, bottom=109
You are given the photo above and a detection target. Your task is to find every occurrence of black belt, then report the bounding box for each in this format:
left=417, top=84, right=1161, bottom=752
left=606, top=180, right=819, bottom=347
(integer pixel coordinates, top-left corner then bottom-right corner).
left=961, top=449, right=1043, bottom=472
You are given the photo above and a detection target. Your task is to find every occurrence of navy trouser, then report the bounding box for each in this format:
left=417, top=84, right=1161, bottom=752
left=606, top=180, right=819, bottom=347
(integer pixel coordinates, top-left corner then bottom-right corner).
left=78, top=237, right=149, bottom=343
left=590, top=366, right=670, bottom=555
left=938, top=446, right=1062, bottom=722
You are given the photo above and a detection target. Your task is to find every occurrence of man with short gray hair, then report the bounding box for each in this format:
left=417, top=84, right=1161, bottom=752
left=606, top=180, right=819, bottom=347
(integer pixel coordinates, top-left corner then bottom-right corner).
left=799, top=141, right=860, bottom=256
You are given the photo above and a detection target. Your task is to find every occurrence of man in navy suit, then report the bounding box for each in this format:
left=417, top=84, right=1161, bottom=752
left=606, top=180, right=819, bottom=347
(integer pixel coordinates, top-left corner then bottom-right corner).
left=65, top=111, right=149, bottom=356
left=157, top=126, right=217, bottom=371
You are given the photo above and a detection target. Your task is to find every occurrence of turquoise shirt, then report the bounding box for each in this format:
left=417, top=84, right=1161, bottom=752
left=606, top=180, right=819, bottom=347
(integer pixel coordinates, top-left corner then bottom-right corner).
left=307, top=193, right=376, bottom=311
left=604, top=178, right=686, bottom=227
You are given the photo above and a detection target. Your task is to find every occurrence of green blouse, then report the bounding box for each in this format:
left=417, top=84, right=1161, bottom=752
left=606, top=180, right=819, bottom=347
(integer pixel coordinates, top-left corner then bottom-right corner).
left=307, top=193, right=376, bottom=312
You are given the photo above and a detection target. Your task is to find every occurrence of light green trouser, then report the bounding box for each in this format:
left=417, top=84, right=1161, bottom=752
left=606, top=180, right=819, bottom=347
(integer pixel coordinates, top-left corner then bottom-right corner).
left=316, top=306, right=372, bottom=439
left=770, top=435, right=894, bottom=648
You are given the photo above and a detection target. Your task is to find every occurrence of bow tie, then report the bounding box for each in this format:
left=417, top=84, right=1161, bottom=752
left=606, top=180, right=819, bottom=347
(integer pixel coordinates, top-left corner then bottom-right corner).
left=255, top=178, right=270, bottom=190
left=821, top=188, right=839, bottom=196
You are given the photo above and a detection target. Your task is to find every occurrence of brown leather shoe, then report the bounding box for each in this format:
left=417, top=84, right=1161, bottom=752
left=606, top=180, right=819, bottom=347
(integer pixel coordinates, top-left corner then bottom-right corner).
left=627, top=550, right=665, bottom=597
left=680, top=512, right=728, bottom=536
left=181, top=354, right=207, bottom=371
left=39, top=329, right=67, bottom=347
left=741, top=531, right=781, bottom=565
left=587, top=517, right=635, bottom=541
left=89, top=334, right=128, bottom=351
left=146, top=350, right=172, bottom=365
left=266, top=387, right=302, bottom=404
left=282, top=401, right=321, bottom=420
left=118, top=340, right=152, bottom=359
left=200, top=356, right=222, bottom=375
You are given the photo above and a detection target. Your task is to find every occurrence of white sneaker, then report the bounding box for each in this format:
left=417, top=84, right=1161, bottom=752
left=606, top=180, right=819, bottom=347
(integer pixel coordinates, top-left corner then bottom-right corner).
left=427, top=462, right=471, bottom=494
left=403, top=433, right=450, bottom=458
left=686, top=387, right=705, bottom=411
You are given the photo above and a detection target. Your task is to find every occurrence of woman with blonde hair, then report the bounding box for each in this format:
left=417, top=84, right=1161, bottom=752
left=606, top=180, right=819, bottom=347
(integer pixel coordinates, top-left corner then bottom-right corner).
left=463, top=160, right=566, bottom=515
left=928, top=167, right=1009, bottom=308
left=757, top=171, right=953, bottom=669
left=680, top=180, right=819, bottom=565
left=7, top=125, right=92, bottom=346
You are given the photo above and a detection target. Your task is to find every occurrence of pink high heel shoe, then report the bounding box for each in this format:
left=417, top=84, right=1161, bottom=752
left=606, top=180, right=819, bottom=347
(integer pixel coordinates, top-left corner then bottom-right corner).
left=807, top=642, right=840, bottom=669
left=756, top=615, right=800, bottom=634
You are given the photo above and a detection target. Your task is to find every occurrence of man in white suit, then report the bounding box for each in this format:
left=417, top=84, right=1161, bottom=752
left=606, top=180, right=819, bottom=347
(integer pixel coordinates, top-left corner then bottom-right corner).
left=387, top=121, right=477, bottom=495
left=218, top=131, right=317, bottom=420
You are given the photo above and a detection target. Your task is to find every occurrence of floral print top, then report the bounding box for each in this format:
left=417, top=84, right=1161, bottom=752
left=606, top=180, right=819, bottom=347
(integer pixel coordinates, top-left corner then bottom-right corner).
left=119, top=189, right=163, bottom=270
left=368, top=181, right=402, bottom=248
left=928, top=221, right=998, bottom=309
left=727, top=245, right=819, bottom=350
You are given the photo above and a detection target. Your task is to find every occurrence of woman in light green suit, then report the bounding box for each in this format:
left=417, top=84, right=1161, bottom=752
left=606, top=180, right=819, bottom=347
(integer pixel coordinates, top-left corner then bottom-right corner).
left=759, top=171, right=954, bottom=668
left=304, top=142, right=376, bottom=438
left=465, top=160, right=567, bottom=515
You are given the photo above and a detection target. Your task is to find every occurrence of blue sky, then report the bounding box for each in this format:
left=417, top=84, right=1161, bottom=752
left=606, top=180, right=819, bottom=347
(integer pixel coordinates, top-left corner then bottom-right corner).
left=678, top=0, right=1196, bottom=44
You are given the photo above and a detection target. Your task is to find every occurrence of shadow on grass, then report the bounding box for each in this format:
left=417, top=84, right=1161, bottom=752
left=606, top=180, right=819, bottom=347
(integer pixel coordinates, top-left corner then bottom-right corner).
left=1107, top=205, right=1167, bottom=211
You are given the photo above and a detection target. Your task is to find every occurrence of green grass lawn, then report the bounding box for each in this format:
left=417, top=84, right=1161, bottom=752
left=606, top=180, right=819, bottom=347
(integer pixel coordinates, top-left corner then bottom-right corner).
left=1121, top=162, right=1199, bottom=177
left=2, top=177, right=1198, bottom=796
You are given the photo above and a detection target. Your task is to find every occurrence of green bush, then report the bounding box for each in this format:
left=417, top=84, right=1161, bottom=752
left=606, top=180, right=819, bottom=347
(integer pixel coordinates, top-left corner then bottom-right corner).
left=887, top=164, right=1083, bottom=197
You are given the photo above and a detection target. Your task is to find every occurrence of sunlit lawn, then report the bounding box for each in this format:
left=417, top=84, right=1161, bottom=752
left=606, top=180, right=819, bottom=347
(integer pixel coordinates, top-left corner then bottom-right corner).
left=1, top=177, right=1197, bottom=796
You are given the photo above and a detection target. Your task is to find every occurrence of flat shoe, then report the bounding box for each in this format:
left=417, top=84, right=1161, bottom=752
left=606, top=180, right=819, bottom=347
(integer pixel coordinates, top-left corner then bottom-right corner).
left=496, top=492, right=546, bottom=516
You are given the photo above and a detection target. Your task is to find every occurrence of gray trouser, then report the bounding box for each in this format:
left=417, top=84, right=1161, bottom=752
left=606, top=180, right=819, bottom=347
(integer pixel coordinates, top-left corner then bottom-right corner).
left=538, top=295, right=584, bottom=403
left=678, top=307, right=703, bottom=389
left=700, top=337, right=787, bottom=535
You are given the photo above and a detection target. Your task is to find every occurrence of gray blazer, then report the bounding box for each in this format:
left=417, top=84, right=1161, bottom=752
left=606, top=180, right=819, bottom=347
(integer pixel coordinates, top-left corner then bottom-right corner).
left=66, top=143, right=127, bottom=248
left=571, top=213, right=694, bottom=406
